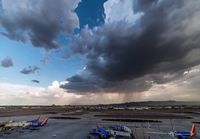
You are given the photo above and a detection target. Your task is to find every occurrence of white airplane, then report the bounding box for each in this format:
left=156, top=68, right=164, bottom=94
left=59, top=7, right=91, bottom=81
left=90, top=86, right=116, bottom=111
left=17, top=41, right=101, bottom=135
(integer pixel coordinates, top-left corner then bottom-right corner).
left=5, top=116, right=41, bottom=128
left=108, top=125, right=133, bottom=138
left=146, top=124, right=197, bottom=139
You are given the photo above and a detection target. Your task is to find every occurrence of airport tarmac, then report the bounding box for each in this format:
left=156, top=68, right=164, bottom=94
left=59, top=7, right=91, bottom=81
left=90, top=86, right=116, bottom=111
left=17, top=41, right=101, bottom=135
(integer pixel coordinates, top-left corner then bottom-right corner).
left=0, top=111, right=199, bottom=139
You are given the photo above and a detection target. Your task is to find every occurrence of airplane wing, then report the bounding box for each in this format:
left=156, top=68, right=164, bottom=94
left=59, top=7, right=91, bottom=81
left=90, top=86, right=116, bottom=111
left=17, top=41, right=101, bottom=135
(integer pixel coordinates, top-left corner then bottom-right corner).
left=145, top=131, right=168, bottom=135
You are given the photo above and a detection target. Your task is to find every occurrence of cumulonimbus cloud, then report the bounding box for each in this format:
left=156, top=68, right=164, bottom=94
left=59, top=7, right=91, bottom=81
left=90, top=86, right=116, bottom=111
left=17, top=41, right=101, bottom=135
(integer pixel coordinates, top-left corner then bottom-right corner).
left=61, top=0, right=200, bottom=94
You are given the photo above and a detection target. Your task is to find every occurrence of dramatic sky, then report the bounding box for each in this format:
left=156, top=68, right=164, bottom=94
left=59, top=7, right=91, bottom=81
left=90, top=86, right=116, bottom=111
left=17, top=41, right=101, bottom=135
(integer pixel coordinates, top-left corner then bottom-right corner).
left=0, top=0, right=200, bottom=105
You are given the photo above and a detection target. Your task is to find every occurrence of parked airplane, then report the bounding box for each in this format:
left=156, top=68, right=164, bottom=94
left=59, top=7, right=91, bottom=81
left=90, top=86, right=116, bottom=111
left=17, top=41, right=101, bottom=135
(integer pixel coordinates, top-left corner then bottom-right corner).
left=108, top=125, right=133, bottom=138
left=89, top=124, right=133, bottom=139
left=147, top=124, right=197, bottom=139
left=169, top=124, right=197, bottom=139
left=4, top=116, right=41, bottom=128
left=5, top=116, right=48, bottom=128
left=90, top=126, right=111, bottom=139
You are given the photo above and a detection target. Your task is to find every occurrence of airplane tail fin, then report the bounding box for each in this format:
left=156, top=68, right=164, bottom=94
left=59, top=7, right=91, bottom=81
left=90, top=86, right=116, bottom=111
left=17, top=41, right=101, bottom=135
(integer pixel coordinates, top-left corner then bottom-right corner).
left=41, top=118, right=48, bottom=126
left=35, top=116, right=41, bottom=122
left=190, top=124, right=196, bottom=137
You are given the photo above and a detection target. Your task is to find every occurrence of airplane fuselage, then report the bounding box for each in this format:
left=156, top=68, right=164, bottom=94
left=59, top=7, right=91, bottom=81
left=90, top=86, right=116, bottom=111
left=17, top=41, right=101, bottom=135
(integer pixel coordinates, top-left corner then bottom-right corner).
left=175, top=131, right=192, bottom=139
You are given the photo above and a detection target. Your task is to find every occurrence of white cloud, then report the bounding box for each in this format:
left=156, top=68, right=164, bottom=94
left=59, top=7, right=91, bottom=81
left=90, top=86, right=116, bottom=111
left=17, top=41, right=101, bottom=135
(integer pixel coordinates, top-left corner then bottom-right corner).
left=1, top=72, right=200, bottom=105
left=0, top=81, right=128, bottom=105
left=0, top=81, right=81, bottom=105
left=140, top=65, right=200, bottom=101
left=104, top=0, right=143, bottom=24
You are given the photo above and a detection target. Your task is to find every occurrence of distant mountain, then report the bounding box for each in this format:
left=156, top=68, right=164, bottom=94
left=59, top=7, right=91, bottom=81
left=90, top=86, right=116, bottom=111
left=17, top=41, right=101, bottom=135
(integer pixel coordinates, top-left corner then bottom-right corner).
left=98, top=101, right=200, bottom=107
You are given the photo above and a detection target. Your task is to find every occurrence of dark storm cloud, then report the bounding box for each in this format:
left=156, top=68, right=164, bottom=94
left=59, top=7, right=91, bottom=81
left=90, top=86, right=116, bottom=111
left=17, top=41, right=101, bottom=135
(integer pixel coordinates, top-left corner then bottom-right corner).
left=1, top=57, right=13, bottom=68
left=0, top=0, right=80, bottom=50
left=20, top=66, right=40, bottom=75
left=31, top=80, right=40, bottom=83
left=61, top=0, right=200, bottom=93
left=133, top=0, right=159, bottom=13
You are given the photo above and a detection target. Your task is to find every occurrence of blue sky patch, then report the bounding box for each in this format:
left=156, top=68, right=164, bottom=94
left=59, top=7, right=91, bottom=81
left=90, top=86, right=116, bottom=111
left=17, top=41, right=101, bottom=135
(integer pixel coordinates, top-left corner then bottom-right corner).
left=75, top=0, right=107, bottom=29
